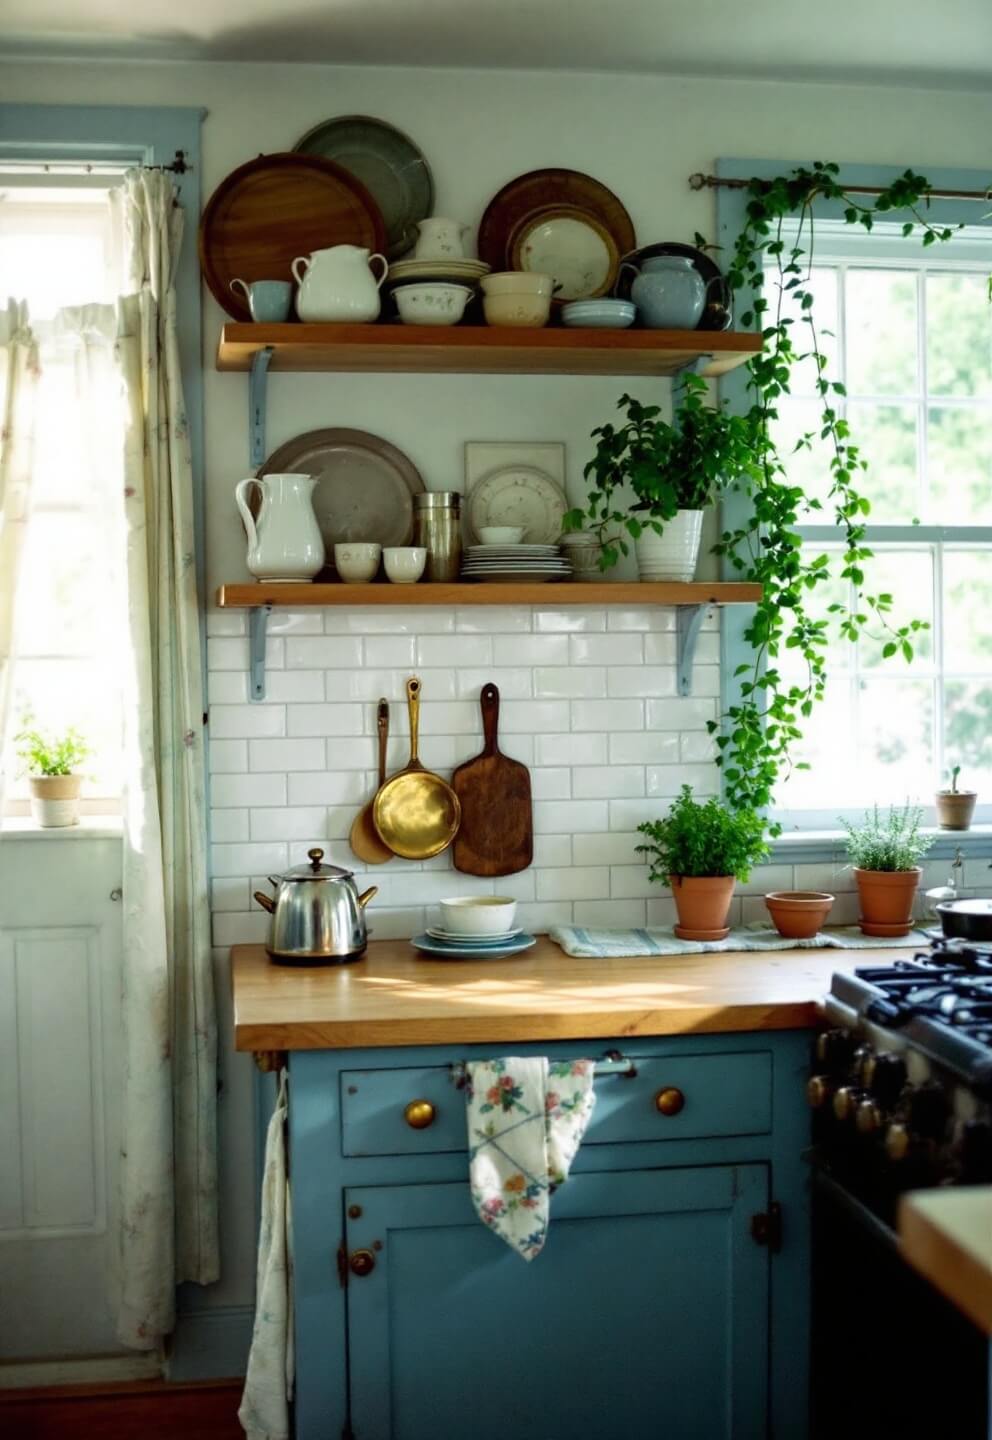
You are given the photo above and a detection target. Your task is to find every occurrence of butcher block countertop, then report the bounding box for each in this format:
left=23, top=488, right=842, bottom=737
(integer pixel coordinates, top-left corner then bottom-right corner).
left=231, top=936, right=916, bottom=1052
left=899, top=1189, right=992, bottom=1336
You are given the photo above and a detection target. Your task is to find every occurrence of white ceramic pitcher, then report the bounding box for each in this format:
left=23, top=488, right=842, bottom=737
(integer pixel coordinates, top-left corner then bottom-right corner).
left=291, top=245, right=388, bottom=323
left=235, top=473, right=325, bottom=582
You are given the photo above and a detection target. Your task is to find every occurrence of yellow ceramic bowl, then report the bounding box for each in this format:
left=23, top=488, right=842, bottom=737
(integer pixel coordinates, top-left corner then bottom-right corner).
left=481, top=271, right=554, bottom=297
left=482, top=291, right=552, bottom=328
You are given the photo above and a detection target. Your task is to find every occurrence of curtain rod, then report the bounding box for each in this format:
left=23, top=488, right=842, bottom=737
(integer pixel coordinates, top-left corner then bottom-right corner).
left=0, top=150, right=192, bottom=177
left=688, top=172, right=990, bottom=202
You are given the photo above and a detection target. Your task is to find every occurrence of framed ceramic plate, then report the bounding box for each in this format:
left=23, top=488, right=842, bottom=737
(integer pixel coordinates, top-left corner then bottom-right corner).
left=478, top=168, right=635, bottom=301
left=511, top=207, right=618, bottom=301
left=259, top=427, right=424, bottom=575
left=615, top=241, right=733, bottom=331
left=467, top=464, right=568, bottom=545
left=294, top=114, right=433, bottom=260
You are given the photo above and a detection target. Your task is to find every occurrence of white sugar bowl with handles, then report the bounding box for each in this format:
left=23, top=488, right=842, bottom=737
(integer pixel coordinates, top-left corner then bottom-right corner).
left=291, top=244, right=389, bottom=322
left=254, top=847, right=378, bottom=964
left=234, top=472, right=325, bottom=582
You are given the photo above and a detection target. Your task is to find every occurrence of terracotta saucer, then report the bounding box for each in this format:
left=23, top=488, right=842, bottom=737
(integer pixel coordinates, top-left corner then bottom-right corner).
left=674, top=924, right=731, bottom=942
left=858, top=920, right=915, bottom=938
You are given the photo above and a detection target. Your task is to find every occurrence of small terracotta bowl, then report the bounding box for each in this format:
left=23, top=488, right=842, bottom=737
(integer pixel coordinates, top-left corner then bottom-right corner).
left=764, top=890, right=834, bottom=940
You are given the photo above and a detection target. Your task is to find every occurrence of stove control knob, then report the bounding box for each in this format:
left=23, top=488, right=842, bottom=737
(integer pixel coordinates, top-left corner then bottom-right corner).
left=907, top=1083, right=950, bottom=1141
left=807, top=1075, right=834, bottom=1109
left=885, top=1122, right=911, bottom=1162
left=853, top=1045, right=876, bottom=1086
left=815, top=1028, right=855, bottom=1070
left=959, top=1120, right=992, bottom=1184
left=865, top=1052, right=907, bottom=1106
left=832, top=1086, right=864, bottom=1122
left=855, top=1099, right=885, bottom=1136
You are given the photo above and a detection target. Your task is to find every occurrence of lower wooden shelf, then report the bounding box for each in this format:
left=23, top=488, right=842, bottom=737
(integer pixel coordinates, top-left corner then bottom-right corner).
left=216, top=580, right=762, bottom=608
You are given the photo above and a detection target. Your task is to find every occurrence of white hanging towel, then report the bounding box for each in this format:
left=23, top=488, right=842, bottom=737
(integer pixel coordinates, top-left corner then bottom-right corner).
left=465, top=1057, right=596, bottom=1261
left=239, top=1071, right=294, bottom=1440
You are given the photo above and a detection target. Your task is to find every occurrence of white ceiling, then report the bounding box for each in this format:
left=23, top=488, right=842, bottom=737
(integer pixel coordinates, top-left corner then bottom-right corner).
left=1, top=0, right=990, bottom=88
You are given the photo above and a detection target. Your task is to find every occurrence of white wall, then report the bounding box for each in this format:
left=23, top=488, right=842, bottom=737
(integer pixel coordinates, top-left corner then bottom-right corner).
left=3, top=53, right=991, bottom=1365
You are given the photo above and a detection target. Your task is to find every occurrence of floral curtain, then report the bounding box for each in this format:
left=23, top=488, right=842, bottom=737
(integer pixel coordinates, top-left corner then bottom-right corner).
left=0, top=300, right=39, bottom=812
left=113, top=170, right=218, bottom=1348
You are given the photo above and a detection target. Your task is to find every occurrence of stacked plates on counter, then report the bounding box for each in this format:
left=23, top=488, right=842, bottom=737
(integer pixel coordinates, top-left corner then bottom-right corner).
left=411, top=928, right=536, bottom=960
left=461, top=544, right=571, bottom=584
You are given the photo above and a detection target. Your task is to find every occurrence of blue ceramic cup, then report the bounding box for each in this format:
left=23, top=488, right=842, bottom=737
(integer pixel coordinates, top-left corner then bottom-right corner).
left=230, top=278, right=293, bottom=323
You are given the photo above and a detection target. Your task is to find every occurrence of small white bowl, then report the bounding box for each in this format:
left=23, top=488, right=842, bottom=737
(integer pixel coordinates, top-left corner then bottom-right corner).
left=383, top=546, right=427, bottom=584
left=393, top=282, right=473, bottom=327
left=334, top=542, right=381, bottom=582
left=478, top=526, right=525, bottom=545
left=439, top=896, right=518, bottom=935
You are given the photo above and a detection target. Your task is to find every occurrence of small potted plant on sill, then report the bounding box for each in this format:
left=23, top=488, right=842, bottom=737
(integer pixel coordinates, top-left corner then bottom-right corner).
left=563, top=373, right=760, bottom=582
left=935, top=765, right=977, bottom=831
left=636, top=784, right=768, bottom=941
left=15, top=720, right=90, bottom=829
left=841, top=802, right=934, bottom=938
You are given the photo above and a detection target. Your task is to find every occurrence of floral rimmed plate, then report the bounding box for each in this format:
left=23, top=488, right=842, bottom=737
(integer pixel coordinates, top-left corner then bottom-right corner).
left=467, top=464, right=568, bottom=545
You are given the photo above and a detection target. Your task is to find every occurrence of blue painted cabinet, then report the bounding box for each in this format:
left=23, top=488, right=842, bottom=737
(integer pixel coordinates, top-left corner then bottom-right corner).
left=288, top=1030, right=812, bottom=1440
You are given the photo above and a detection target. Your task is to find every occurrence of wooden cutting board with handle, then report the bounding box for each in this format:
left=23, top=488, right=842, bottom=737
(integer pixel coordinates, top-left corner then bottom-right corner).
left=452, top=683, right=533, bottom=876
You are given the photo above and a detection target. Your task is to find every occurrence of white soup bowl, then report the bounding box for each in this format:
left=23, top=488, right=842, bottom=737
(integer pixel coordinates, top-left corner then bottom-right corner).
left=383, top=546, right=427, bottom=584
left=334, top=542, right=381, bottom=582
left=439, top=896, right=518, bottom=935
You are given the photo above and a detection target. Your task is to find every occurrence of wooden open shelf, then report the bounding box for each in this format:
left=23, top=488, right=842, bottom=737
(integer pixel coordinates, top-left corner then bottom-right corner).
left=216, top=324, right=760, bottom=377
left=217, top=581, right=762, bottom=608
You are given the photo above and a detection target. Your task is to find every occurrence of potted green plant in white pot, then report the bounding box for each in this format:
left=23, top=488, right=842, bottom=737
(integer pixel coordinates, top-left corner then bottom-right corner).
left=636, top=785, right=768, bottom=941
left=935, top=765, right=977, bottom=831
left=841, top=802, right=934, bottom=938
left=563, top=373, right=760, bottom=581
left=15, top=721, right=90, bottom=828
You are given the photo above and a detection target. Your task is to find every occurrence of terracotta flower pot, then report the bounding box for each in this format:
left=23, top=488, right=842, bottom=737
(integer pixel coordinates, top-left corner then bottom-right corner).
left=935, top=790, right=977, bottom=831
left=670, top=873, right=736, bottom=941
left=854, top=867, right=922, bottom=938
left=28, top=773, right=82, bottom=828
left=764, top=890, right=834, bottom=940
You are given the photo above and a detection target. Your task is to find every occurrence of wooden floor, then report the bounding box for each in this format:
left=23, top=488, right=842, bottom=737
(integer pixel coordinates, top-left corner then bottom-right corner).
left=0, top=1378, right=244, bottom=1439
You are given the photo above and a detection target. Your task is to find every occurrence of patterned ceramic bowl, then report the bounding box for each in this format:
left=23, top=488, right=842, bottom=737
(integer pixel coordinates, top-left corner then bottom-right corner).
left=393, top=282, right=473, bottom=327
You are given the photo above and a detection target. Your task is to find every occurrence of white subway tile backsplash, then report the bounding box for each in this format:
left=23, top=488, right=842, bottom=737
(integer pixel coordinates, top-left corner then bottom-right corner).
left=609, top=865, right=658, bottom=899
left=570, top=634, right=642, bottom=666
left=321, top=737, right=376, bottom=769
left=646, top=763, right=719, bottom=798
left=207, top=609, right=247, bottom=637
left=248, top=738, right=326, bottom=771
left=265, top=610, right=324, bottom=636
left=212, top=877, right=249, bottom=912
left=206, top=637, right=249, bottom=670
left=573, top=832, right=643, bottom=866
left=287, top=704, right=364, bottom=737
left=453, top=668, right=533, bottom=699
left=493, top=635, right=569, bottom=666
left=498, top=700, right=571, bottom=733
left=573, top=766, right=644, bottom=798
left=208, top=671, right=248, bottom=704
left=643, top=633, right=677, bottom=664
left=609, top=732, right=680, bottom=765
left=209, top=704, right=286, bottom=739
left=646, top=896, right=678, bottom=927
left=212, top=772, right=288, bottom=808
left=680, top=731, right=718, bottom=763
left=288, top=771, right=369, bottom=806
left=571, top=699, right=644, bottom=731
left=645, top=698, right=716, bottom=730
left=285, top=636, right=363, bottom=669
left=534, top=799, right=608, bottom=833
left=532, top=608, right=606, bottom=633
left=534, top=733, right=608, bottom=767
left=737, top=865, right=794, bottom=897
left=533, top=667, right=606, bottom=699
left=209, top=739, right=248, bottom=773
left=532, top=835, right=574, bottom=867
left=794, top=862, right=856, bottom=893
left=517, top=901, right=574, bottom=931
left=607, top=666, right=676, bottom=698
left=212, top=841, right=288, bottom=878
left=266, top=670, right=326, bottom=703
left=455, top=607, right=532, bottom=633
left=607, top=609, right=675, bottom=632
left=530, top=768, right=572, bottom=799
left=330, top=607, right=455, bottom=634
left=573, top=898, right=646, bottom=927
left=418, top=635, right=491, bottom=667
left=211, top=808, right=249, bottom=842
left=363, top=635, right=418, bottom=668
left=608, top=798, right=669, bottom=831
left=212, top=910, right=272, bottom=947
left=249, top=807, right=330, bottom=841
left=536, top=867, right=610, bottom=901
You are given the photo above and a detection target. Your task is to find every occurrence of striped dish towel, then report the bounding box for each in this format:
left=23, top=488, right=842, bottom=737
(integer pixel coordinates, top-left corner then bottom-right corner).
left=548, top=924, right=931, bottom=959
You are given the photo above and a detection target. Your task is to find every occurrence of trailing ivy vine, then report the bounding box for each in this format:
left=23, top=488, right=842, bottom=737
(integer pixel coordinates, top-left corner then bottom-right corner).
left=713, top=163, right=957, bottom=831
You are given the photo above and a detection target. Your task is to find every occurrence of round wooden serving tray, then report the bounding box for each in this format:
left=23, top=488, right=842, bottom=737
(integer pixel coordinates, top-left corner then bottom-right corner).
left=199, top=152, right=387, bottom=320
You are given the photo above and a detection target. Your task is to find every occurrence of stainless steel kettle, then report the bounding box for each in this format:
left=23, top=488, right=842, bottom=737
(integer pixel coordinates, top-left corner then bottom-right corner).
left=254, top=847, right=377, bottom=964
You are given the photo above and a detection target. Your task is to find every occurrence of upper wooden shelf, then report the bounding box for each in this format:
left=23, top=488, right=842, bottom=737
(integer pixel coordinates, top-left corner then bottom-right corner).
left=215, top=324, right=760, bottom=377
left=217, top=581, right=762, bottom=608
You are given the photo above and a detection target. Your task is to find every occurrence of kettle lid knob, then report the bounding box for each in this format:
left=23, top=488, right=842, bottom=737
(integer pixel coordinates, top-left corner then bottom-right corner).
left=308, top=847, right=324, bottom=872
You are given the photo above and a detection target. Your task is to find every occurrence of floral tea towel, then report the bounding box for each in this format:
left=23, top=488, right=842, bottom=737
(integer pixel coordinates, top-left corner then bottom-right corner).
left=465, top=1057, right=596, bottom=1261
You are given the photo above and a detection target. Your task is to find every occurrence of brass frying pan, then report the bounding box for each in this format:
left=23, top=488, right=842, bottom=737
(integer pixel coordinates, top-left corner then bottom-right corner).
left=373, top=677, right=461, bottom=859
left=349, top=698, right=393, bottom=865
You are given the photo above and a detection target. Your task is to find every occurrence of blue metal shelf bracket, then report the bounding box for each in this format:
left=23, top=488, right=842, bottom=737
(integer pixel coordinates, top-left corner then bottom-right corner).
left=677, top=604, right=710, bottom=697
left=249, top=605, right=272, bottom=702
left=249, top=347, right=274, bottom=470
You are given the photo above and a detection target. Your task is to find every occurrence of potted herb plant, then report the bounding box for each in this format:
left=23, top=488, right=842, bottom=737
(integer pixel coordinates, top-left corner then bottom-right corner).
left=637, top=785, right=768, bottom=940
left=563, top=373, right=759, bottom=581
left=15, top=720, right=90, bottom=828
left=935, top=765, right=977, bottom=832
left=841, top=802, right=933, bottom=938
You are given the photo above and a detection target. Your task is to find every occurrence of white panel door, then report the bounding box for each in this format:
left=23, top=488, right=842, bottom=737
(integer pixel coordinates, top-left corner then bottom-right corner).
left=0, top=835, right=128, bottom=1363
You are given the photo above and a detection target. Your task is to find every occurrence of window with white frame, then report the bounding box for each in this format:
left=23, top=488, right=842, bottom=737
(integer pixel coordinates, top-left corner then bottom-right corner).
left=0, top=171, right=129, bottom=812
left=766, top=220, right=992, bottom=828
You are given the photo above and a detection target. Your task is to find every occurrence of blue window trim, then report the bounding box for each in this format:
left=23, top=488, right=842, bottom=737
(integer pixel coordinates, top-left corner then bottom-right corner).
left=0, top=104, right=207, bottom=607
left=715, top=158, right=992, bottom=862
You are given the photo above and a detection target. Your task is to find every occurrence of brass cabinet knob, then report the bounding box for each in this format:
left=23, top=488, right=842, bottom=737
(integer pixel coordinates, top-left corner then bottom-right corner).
left=404, top=1099, right=436, bottom=1129
left=349, top=1248, right=376, bottom=1278
left=655, top=1086, right=685, bottom=1117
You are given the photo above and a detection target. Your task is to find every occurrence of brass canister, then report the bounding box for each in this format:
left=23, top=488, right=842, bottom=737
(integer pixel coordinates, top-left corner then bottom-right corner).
left=413, top=491, right=462, bottom=582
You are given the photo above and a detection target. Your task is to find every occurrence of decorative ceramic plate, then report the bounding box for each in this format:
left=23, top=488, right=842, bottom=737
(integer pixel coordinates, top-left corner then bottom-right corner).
left=259, top=427, right=424, bottom=573
left=294, top=114, right=433, bottom=260
left=512, top=208, right=617, bottom=301
left=198, top=152, right=386, bottom=321
left=411, top=933, right=536, bottom=959
left=614, top=241, right=733, bottom=332
left=386, top=257, right=490, bottom=286
left=467, top=464, right=568, bottom=545
left=478, top=168, right=635, bottom=302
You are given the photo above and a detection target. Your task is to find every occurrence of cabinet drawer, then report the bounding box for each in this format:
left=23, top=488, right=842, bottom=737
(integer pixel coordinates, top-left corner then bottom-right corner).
left=340, top=1051, right=772, bottom=1157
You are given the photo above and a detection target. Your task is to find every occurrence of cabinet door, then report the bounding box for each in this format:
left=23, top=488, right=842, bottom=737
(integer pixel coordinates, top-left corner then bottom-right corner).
left=345, top=1164, right=769, bottom=1440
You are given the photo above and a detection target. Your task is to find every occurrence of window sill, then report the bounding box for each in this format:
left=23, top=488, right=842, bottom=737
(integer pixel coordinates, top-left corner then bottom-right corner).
left=1, top=815, right=123, bottom=841
left=768, top=826, right=992, bottom=865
